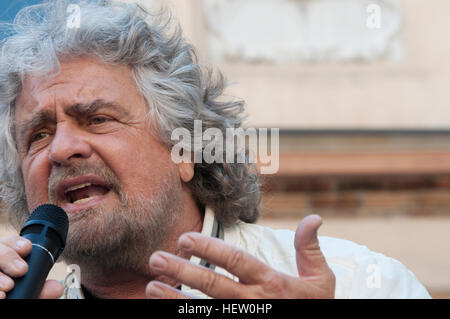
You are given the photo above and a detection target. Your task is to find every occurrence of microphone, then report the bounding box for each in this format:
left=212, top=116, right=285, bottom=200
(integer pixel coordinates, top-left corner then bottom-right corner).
left=6, top=204, right=69, bottom=299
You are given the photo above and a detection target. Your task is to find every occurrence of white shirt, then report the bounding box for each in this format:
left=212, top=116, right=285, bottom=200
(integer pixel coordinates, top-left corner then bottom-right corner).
left=183, top=207, right=431, bottom=299
left=61, top=207, right=431, bottom=299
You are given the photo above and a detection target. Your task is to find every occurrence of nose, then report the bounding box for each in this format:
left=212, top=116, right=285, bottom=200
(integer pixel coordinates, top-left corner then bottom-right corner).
left=49, top=123, right=93, bottom=166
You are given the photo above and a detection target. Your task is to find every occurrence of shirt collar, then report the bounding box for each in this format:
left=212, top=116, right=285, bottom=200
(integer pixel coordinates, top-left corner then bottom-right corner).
left=194, top=206, right=223, bottom=271
left=200, top=206, right=223, bottom=239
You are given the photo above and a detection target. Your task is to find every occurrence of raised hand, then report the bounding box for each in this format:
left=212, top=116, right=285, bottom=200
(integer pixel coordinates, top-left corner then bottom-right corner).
left=146, top=215, right=335, bottom=299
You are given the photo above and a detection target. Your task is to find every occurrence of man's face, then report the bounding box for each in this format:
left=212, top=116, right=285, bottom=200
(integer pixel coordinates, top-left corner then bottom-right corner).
left=14, top=56, right=184, bottom=272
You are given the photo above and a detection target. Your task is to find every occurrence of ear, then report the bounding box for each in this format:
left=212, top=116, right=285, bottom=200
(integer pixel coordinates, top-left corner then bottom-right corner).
left=178, top=161, right=194, bottom=183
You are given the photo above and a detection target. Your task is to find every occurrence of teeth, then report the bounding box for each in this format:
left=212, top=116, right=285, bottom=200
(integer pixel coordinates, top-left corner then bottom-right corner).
left=65, top=183, right=92, bottom=193
left=73, top=196, right=97, bottom=204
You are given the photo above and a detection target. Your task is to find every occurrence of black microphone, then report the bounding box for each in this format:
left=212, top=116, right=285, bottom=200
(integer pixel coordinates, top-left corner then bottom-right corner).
left=6, top=204, right=69, bottom=299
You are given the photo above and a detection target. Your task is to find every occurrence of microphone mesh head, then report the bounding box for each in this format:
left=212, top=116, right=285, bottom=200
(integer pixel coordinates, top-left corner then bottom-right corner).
left=27, top=204, right=69, bottom=245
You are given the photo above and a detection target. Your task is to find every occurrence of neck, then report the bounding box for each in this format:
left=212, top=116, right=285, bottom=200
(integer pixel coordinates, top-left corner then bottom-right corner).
left=81, top=271, right=155, bottom=299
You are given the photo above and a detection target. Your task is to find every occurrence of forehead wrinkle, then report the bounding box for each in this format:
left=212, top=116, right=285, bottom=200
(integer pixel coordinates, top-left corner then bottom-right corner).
left=65, top=99, right=130, bottom=118
left=16, top=98, right=130, bottom=146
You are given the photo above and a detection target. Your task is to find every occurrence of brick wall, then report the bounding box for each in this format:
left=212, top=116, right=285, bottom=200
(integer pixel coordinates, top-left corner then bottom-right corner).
left=261, top=174, right=450, bottom=218
left=259, top=131, right=450, bottom=219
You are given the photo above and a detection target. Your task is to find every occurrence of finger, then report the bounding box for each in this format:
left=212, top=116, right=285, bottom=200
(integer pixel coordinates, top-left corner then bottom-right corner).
left=0, top=236, right=32, bottom=258
left=146, top=281, right=195, bottom=299
left=0, top=243, right=29, bottom=277
left=177, top=232, right=273, bottom=284
left=294, top=214, right=329, bottom=278
left=0, top=272, right=14, bottom=292
left=149, top=251, right=244, bottom=298
left=38, top=280, right=64, bottom=299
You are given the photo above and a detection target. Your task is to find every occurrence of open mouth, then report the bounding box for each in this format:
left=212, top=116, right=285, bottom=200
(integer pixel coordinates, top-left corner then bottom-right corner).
left=64, top=182, right=110, bottom=204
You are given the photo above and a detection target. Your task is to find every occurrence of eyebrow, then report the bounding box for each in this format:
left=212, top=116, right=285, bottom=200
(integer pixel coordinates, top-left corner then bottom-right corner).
left=16, top=99, right=130, bottom=149
left=65, top=99, right=130, bottom=118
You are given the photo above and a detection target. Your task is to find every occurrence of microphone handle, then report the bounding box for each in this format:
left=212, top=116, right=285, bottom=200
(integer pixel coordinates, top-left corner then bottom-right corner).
left=6, top=244, right=54, bottom=299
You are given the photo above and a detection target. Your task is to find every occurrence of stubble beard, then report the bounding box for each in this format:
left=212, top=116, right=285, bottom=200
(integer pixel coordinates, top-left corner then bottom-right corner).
left=48, top=163, right=183, bottom=275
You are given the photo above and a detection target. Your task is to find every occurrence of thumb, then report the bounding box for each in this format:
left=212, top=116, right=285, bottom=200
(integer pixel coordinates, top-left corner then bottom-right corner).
left=38, top=280, right=64, bottom=299
left=294, top=214, right=329, bottom=278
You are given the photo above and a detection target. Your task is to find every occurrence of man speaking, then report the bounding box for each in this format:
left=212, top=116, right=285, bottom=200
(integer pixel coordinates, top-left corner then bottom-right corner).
left=0, top=0, right=430, bottom=299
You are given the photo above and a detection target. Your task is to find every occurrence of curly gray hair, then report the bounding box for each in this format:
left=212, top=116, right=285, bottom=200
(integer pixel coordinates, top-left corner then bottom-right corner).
left=0, top=0, right=261, bottom=229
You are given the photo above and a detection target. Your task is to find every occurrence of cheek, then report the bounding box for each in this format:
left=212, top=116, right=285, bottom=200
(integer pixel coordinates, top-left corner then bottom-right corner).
left=21, top=152, right=51, bottom=208
left=94, top=134, right=176, bottom=189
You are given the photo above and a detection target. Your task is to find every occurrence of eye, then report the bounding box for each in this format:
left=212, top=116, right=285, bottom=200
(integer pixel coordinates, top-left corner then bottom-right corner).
left=89, top=116, right=111, bottom=125
left=30, top=131, right=49, bottom=143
